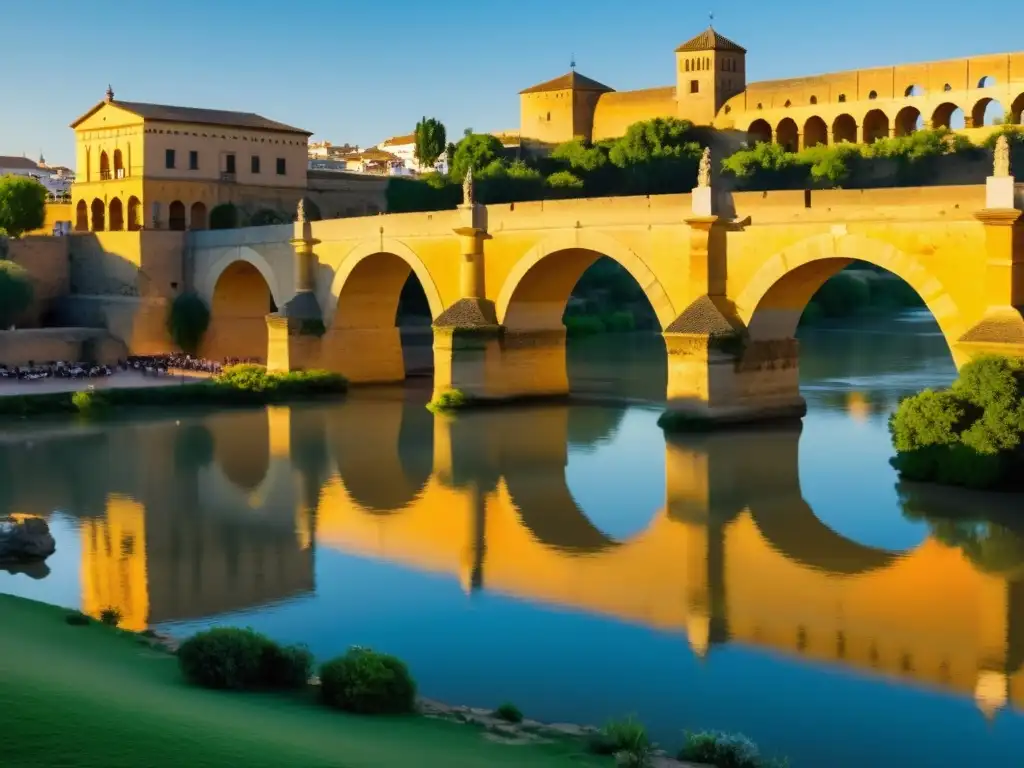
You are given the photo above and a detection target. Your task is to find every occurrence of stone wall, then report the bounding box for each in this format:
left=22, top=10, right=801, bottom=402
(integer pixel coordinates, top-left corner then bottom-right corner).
left=6, top=236, right=70, bottom=327
left=0, top=328, right=126, bottom=366
left=306, top=171, right=388, bottom=218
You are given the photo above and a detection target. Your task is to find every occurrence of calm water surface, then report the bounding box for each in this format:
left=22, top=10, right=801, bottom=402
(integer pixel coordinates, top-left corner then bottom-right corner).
left=4, top=310, right=1024, bottom=767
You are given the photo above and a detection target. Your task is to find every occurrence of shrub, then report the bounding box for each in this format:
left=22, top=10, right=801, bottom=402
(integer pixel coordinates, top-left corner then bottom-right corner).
left=177, top=627, right=272, bottom=690
left=588, top=717, right=653, bottom=766
left=493, top=702, right=523, bottom=723
left=319, top=646, right=417, bottom=715
left=249, top=208, right=290, bottom=226
left=167, top=292, right=211, bottom=356
left=0, top=259, right=34, bottom=328
left=65, top=610, right=92, bottom=626
left=678, top=731, right=762, bottom=768
left=98, top=606, right=123, bottom=627
left=889, top=356, right=1024, bottom=489
left=426, top=389, right=468, bottom=413
left=261, top=642, right=315, bottom=690
left=208, top=203, right=239, bottom=230
left=546, top=170, right=585, bottom=190
left=72, top=389, right=108, bottom=414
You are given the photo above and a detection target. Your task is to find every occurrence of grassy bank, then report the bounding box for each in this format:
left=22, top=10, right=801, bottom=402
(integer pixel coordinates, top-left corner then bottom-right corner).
left=0, top=365, right=347, bottom=418
left=0, top=594, right=605, bottom=768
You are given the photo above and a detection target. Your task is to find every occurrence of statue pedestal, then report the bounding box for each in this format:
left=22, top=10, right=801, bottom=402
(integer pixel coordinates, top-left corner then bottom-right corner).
left=691, top=187, right=715, bottom=217
left=986, top=176, right=1016, bottom=210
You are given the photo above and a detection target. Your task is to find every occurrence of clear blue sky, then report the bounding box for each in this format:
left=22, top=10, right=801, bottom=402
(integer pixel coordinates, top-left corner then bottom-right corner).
left=4, top=0, right=1023, bottom=167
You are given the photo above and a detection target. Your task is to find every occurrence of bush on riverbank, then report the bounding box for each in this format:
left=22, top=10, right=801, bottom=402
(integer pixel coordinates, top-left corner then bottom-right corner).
left=0, top=365, right=348, bottom=417
left=426, top=388, right=469, bottom=413
left=889, top=355, right=1024, bottom=489
left=319, top=647, right=417, bottom=715
left=177, top=627, right=313, bottom=691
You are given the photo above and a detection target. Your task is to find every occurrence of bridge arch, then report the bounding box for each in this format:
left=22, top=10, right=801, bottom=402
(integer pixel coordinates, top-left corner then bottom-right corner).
left=199, top=248, right=283, bottom=363
left=734, top=232, right=967, bottom=345
left=324, top=238, right=444, bottom=329
left=496, top=230, right=676, bottom=332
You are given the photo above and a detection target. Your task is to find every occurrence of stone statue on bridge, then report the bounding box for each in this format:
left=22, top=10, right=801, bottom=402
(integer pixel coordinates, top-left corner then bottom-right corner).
left=994, top=134, right=1011, bottom=178
left=463, top=166, right=475, bottom=207
left=296, top=197, right=307, bottom=224
left=697, top=147, right=712, bottom=188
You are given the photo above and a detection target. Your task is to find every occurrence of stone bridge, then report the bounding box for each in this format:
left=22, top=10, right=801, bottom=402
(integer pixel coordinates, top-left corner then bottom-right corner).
left=186, top=176, right=1024, bottom=422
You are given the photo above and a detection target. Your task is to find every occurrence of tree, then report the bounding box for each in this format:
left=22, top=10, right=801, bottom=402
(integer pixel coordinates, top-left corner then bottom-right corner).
left=0, top=175, right=47, bottom=238
left=0, top=260, right=34, bottom=328
left=414, top=117, right=447, bottom=169
left=450, top=133, right=505, bottom=180
left=209, top=203, right=239, bottom=230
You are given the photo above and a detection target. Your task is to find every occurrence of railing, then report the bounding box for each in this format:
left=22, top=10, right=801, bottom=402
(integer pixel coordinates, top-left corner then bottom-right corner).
left=99, top=169, right=111, bottom=180
left=220, top=171, right=237, bottom=183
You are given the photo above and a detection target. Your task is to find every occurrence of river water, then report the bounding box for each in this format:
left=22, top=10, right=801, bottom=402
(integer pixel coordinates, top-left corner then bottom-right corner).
left=3, top=310, right=1024, bottom=767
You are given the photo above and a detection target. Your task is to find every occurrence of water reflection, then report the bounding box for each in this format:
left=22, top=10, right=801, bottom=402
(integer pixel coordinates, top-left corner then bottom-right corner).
left=4, top=392, right=1024, bottom=729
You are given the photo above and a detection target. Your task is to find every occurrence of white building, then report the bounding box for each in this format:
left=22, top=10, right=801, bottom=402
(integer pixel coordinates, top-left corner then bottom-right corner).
left=377, top=133, right=448, bottom=175
left=0, top=154, right=74, bottom=199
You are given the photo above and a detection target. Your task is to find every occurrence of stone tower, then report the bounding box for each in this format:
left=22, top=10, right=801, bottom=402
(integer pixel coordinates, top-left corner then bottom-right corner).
left=519, top=70, right=613, bottom=145
left=674, top=26, right=747, bottom=126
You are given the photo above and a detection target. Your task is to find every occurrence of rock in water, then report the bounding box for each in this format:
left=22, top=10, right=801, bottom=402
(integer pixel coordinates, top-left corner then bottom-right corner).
left=0, top=517, right=57, bottom=563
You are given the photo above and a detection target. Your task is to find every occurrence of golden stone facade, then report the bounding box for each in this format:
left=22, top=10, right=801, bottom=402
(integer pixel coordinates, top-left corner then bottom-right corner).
left=518, top=26, right=1024, bottom=147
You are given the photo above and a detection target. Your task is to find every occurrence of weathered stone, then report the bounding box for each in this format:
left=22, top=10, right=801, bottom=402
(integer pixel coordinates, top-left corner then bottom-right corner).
left=0, top=516, right=56, bottom=564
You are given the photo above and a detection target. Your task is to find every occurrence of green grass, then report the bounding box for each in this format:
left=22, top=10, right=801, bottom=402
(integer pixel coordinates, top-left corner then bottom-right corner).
left=0, top=365, right=347, bottom=418
left=0, top=595, right=605, bottom=768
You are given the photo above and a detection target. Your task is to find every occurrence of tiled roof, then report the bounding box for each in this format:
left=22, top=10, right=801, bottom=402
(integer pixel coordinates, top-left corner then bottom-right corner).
left=0, top=156, right=42, bottom=170
left=675, top=27, right=746, bottom=54
left=380, top=133, right=416, bottom=147
left=71, top=100, right=312, bottom=135
left=520, top=71, right=614, bottom=95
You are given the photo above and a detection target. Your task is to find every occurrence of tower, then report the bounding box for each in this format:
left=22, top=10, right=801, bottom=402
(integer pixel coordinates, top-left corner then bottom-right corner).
left=674, top=26, right=747, bottom=126
left=519, top=67, right=613, bottom=145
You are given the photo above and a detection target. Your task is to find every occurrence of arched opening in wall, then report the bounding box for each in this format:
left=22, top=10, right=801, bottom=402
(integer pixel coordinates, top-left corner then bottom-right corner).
left=894, top=106, right=924, bottom=136
left=776, top=117, right=799, bottom=152
left=113, top=149, right=124, bottom=178
left=747, top=119, right=772, bottom=146
left=905, top=85, right=925, bottom=97
left=108, top=197, right=124, bottom=231
left=972, top=97, right=1005, bottom=127
left=932, top=102, right=965, bottom=129
left=1012, top=93, right=1024, bottom=124
left=832, top=114, right=857, bottom=143
left=127, top=197, right=141, bottom=231
left=326, top=252, right=437, bottom=386
left=99, top=151, right=110, bottom=180
left=862, top=109, right=890, bottom=143
left=189, top=202, right=208, bottom=230
left=747, top=256, right=957, bottom=531
left=168, top=201, right=186, bottom=231
left=90, top=198, right=105, bottom=231
left=75, top=200, right=88, bottom=231
left=204, top=261, right=275, bottom=364
left=804, top=116, right=829, bottom=148
left=978, top=76, right=997, bottom=89
left=503, top=248, right=668, bottom=402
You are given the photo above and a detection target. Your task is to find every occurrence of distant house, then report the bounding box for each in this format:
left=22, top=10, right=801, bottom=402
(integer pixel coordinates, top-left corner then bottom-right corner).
left=0, top=154, right=73, bottom=199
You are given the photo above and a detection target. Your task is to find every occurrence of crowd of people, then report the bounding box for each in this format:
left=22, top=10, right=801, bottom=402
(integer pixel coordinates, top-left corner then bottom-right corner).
left=0, top=355, right=263, bottom=383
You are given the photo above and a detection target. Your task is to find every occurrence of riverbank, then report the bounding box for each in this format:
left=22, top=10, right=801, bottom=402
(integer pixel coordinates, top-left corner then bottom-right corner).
left=0, top=366, right=347, bottom=418
left=0, top=594, right=628, bottom=767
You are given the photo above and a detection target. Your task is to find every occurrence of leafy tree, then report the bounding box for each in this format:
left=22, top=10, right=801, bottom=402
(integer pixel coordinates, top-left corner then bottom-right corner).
left=414, top=117, right=447, bottom=169
left=248, top=208, right=290, bottom=226
left=607, top=117, right=698, bottom=167
left=0, top=175, right=47, bottom=238
left=209, top=203, right=239, bottom=230
left=0, top=260, right=34, bottom=328
left=450, top=133, right=505, bottom=180
left=551, top=139, right=608, bottom=172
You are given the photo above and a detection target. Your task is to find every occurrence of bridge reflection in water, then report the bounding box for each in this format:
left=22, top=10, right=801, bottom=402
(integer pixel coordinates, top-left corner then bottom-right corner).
left=3, top=394, right=1024, bottom=725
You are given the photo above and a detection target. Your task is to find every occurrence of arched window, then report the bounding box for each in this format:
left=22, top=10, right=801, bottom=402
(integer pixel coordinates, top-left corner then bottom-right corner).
left=168, top=201, right=186, bottom=231
left=127, top=197, right=141, bottom=231
left=99, top=151, right=110, bottom=180
left=809, top=95, right=818, bottom=105
left=686, top=60, right=690, bottom=72
left=189, top=202, right=208, bottom=230
left=90, top=198, right=105, bottom=231
left=868, top=90, right=878, bottom=100
left=75, top=200, right=88, bottom=231
left=113, top=149, right=124, bottom=178
left=838, top=94, right=847, bottom=103
left=108, top=198, right=124, bottom=231
left=784, top=99, right=792, bottom=108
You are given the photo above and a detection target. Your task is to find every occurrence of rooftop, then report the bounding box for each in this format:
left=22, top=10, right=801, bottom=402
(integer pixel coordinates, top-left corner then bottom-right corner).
left=70, top=95, right=312, bottom=136
left=0, top=155, right=43, bottom=170
left=520, top=71, right=614, bottom=95
left=675, top=26, right=746, bottom=54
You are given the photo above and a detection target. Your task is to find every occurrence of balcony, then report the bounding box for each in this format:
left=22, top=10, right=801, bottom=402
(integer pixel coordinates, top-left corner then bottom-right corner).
left=99, top=169, right=111, bottom=180
left=220, top=171, right=237, bottom=183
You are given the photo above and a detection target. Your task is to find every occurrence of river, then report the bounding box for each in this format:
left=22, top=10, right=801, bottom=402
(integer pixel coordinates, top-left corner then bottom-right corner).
left=3, top=309, right=1024, bottom=767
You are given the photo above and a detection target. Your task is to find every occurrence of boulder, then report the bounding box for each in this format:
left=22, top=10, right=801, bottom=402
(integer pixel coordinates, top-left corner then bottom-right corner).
left=0, top=516, right=56, bottom=564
